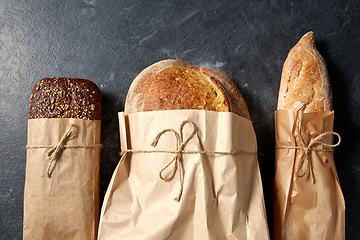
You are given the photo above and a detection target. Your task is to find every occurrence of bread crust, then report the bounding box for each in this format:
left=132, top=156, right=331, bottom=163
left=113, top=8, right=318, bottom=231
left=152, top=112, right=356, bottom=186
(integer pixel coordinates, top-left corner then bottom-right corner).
left=125, top=59, right=250, bottom=119
left=29, top=77, right=101, bottom=120
left=277, top=31, right=332, bottom=112
left=198, top=66, right=250, bottom=119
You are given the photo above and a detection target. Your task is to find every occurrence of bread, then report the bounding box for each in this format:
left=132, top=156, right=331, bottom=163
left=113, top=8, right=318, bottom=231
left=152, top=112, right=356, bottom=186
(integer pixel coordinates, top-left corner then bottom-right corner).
left=277, top=31, right=332, bottom=112
left=125, top=59, right=250, bottom=119
left=29, top=77, right=101, bottom=120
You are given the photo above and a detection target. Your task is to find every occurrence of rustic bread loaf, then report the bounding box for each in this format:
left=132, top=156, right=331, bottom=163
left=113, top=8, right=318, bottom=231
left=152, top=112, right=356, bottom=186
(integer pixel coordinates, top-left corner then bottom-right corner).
left=29, top=77, right=101, bottom=120
left=277, top=31, right=332, bottom=112
left=125, top=59, right=250, bottom=119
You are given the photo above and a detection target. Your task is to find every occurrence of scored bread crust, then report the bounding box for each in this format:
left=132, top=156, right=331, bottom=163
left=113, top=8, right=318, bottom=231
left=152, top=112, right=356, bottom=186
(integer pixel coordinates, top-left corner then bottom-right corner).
left=277, top=31, right=332, bottom=112
left=199, top=66, right=250, bottom=119
left=125, top=59, right=250, bottom=119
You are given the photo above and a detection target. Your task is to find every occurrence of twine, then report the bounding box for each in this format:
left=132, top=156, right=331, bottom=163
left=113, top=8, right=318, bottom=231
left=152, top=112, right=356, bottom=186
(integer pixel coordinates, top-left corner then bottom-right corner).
left=276, top=118, right=341, bottom=184
left=121, top=120, right=257, bottom=202
left=26, top=123, right=102, bottom=178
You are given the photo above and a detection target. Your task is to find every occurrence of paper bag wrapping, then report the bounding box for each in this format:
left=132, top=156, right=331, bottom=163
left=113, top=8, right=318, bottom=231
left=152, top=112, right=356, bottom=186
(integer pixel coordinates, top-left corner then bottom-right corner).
left=24, top=118, right=101, bottom=240
left=98, top=110, right=269, bottom=240
left=273, top=110, right=345, bottom=240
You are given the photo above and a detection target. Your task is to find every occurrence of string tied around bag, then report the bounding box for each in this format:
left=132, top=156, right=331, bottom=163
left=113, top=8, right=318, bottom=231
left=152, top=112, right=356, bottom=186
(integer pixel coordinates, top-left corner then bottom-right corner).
left=26, top=123, right=102, bottom=178
left=276, top=118, right=341, bottom=184
left=121, top=120, right=257, bottom=202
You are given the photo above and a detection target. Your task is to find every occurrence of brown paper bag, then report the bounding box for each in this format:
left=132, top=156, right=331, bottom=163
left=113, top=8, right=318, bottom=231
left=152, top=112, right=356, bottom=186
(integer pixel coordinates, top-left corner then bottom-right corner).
left=24, top=118, right=101, bottom=240
left=98, top=110, right=269, bottom=240
left=273, top=110, right=345, bottom=240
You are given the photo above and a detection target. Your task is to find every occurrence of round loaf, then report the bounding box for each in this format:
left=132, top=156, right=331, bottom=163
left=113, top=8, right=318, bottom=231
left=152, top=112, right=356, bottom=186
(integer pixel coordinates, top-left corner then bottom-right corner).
left=277, top=31, right=332, bottom=112
left=125, top=59, right=250, bottom=119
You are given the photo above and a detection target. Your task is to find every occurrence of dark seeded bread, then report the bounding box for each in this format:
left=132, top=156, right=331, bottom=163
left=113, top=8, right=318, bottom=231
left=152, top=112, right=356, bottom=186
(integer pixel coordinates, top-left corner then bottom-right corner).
left=29, top=77, right=101, bottom=120
left=125, top=59, right=250, bottom=119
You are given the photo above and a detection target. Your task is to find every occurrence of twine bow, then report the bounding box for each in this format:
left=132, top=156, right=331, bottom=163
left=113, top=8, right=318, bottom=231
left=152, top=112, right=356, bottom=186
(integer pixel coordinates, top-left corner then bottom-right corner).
left=152, top=120, right=197, bottom=202
left=121, top=120, right=257, bottom=202
left=26, top=123, right=102, bottom=178
left=276, top=118, right=341, bottom=184
left=45, top=124, right=77, bottom=178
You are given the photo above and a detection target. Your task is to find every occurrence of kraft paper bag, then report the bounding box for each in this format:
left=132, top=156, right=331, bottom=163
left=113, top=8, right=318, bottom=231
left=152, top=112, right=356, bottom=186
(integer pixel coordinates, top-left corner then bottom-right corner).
left=24, top=118, right=101, bottom=240
left=273, top=110, right=345, bottom=240
left=98, top=110, right=269, bottom=240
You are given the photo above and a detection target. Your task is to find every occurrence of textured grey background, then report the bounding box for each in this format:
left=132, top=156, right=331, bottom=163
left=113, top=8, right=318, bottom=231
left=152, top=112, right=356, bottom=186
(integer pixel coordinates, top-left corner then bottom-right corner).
left=1, top=0, right=359, bottom=239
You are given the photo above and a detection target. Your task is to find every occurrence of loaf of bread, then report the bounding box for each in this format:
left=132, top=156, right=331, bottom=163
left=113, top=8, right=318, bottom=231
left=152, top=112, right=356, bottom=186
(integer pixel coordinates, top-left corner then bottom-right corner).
left=274, top=32, right=345, bottom=240
left=29, top=77, right=101, bottom=120
left=25, top=77, right=101, bottom=240
left=277, top=31, right=332, bottom=112
left=125, top=59, right=250, bottom=119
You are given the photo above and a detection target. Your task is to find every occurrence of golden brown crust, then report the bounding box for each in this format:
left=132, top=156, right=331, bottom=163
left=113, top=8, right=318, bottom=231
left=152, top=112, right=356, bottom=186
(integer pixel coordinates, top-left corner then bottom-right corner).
left=125, top=59, right=250, bottom=119
left=29, top=77, right=102, bottom=120
left=277, top=31, right=332, bottom=112
left=198, top=66, right=251, bottom=119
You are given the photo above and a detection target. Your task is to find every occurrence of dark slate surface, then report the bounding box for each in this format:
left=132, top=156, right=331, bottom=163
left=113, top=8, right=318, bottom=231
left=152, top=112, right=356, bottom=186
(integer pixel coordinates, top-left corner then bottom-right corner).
left=1, top=0, right=359, bottom=239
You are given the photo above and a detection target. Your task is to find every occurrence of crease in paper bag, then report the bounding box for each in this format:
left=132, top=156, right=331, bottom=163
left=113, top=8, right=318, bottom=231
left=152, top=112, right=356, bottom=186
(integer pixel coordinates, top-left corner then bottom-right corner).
left=98, top=110, right=269, bottom=240
left=24, top=118, right=101, bottom=240
left=274, top=110, right=345, bottom=240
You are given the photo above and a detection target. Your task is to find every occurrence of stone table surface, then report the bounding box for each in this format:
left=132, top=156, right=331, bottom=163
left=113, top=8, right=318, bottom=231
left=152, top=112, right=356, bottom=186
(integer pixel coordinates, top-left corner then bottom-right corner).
left=1, top=0, right=360, bottom=239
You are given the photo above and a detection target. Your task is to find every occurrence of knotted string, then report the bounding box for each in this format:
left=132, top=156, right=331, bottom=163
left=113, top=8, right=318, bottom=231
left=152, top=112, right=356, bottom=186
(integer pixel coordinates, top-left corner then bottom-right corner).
left=26, top=123, right=102, bottom=178
left=276, top=118, right=341, bottom=184
left=120, top=120, right=257, bottom=202
left=45, top=124, right=77, bottom=177
left=152, top=120, right=196, bottom=202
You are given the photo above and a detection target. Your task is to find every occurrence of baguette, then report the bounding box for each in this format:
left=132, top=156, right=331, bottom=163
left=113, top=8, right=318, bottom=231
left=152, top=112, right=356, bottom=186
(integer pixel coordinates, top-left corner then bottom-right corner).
left=277, top=31, right=332, bottom=112
left=274, top=31, right=344, bottom=240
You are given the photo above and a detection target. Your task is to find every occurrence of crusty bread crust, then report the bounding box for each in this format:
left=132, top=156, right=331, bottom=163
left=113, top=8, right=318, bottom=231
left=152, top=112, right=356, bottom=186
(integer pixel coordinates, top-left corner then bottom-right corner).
left=198, top=66, right=250, bottom=119
left=125, top=59, right=250, bottom=119
left=277, top=31, right=332, bottom=112
left=29, top=77, right=101, bottom=120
